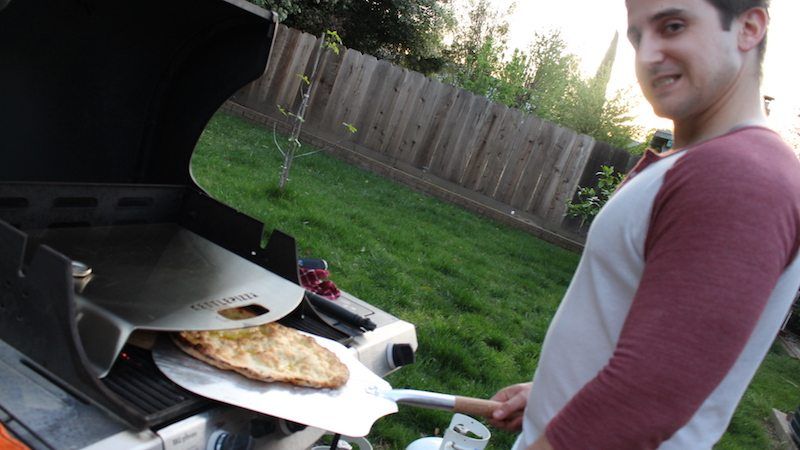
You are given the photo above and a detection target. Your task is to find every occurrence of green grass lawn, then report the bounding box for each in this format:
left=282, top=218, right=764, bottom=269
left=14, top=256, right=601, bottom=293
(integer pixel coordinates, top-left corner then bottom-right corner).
left=192, top=112, right=800, bottom=449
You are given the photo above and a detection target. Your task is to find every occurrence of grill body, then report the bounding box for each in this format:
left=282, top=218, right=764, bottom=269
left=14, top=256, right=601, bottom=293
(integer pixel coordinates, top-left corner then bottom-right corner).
left=0, top=2, right=419, bottom=449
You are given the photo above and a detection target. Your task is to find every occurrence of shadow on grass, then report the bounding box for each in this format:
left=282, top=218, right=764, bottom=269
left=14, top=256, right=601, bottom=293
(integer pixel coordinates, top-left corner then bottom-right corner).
left=264, top=186, right=299, bottom=201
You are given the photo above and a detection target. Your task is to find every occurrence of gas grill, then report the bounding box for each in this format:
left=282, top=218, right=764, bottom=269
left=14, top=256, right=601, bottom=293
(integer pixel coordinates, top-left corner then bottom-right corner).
left=0, top=1, right=417, bottom=449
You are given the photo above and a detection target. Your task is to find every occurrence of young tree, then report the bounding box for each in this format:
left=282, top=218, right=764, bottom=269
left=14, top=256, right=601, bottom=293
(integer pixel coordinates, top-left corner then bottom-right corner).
left=273, top=31, right=356, bottom=192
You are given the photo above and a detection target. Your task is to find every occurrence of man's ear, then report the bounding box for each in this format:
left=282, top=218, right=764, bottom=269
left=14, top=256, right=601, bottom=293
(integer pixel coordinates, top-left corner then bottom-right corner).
left=737, top=7, right=769, bottom=52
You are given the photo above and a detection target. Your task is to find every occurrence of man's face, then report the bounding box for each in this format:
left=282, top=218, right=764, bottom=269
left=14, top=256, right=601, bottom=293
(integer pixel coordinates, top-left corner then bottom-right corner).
left=626, top=0, right=744, bottom=122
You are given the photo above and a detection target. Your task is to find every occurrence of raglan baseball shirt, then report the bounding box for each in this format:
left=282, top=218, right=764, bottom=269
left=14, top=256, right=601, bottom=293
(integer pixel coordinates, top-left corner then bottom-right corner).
left=512, top=127, right=800, bottom=450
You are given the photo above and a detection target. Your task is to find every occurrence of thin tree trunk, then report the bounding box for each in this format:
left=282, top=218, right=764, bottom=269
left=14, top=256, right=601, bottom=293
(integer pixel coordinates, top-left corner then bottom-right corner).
left=277, top=33, right=328, bottom=192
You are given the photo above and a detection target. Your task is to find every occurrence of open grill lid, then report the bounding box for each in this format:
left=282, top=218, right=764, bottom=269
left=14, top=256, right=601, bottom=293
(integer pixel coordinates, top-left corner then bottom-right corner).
left=0, top=0, right=319, bottom=431
left=0, top=0, right=274, bottom=185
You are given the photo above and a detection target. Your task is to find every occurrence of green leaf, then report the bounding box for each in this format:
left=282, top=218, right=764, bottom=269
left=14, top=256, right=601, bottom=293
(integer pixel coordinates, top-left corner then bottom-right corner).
left=326, top=30, right=343, bottom=46
left=324, top=29, right=343, bottom=55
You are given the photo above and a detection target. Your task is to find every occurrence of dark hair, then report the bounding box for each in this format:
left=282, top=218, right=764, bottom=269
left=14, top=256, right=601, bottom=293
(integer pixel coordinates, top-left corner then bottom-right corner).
left=705, top=0, right=770, bottom=59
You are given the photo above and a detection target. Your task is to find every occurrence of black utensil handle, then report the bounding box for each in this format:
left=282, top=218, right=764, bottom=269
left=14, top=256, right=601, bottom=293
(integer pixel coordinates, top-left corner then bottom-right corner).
left=306, top=291, right=377, bottom=331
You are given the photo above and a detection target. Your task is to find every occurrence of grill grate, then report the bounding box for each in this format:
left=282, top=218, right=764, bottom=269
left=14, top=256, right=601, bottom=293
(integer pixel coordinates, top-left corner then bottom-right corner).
left=102, top=345, right=209, bottom=425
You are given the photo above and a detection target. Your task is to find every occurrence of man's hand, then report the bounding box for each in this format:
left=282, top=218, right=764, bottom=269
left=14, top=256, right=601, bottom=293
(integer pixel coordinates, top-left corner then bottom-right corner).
left=488, top=382, right=532, bottom=431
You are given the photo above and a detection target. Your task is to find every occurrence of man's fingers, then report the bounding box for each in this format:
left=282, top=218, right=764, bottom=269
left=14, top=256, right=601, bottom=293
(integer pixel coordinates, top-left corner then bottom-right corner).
left=488, top=409, right=525, bottom=432
left=488, top=382, right=531, bottom=430
left=490, top=389, right=512, bottom=403
left=492, top=391, right=527, bottom=419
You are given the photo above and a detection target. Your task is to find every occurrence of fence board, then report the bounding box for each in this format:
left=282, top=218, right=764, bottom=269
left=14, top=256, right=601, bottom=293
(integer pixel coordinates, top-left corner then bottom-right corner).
left=461, top=103, right=509, bottom=190
left=304, top=43, right=344, bottom=132
left=479, top=108, right=529, bottom=199
left=353, top=59, right=392, bottom=147
left=394, top=78, right=443, bottom=165
left=452, top=96, right=494, bottom=185
left=413, top=83, right=459, bottom=169
left=486, top=108, right=528, bottom=198
left=539, top=132, right=583, bottom=222
left=384, top=71, right=427, bottom=159
left=509, top=121, right=562, bottom=211
left=545, top=134, right=595, bottom=225
left=357, top=61, right=407, bottom=152
left=493, top=115, right=544, bottom=205
left=429, top=88, right=474, bottom=180
left=528, top=126, right=578, bottom=217
left=251, top=24, right=292, bottom=106
left=281, top=32, right=319, bottom=112
left=441, top=94, right=491, bottom=183
left=259, top=28, right=305, bottom=115
left=337, top=54, right=378, bottom=141
left=366, top=66, right=408, bottom=154
left=319, top=49, right=360, bottom=129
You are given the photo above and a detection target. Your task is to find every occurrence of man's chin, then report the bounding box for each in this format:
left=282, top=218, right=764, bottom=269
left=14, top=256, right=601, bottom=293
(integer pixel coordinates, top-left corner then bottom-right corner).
left=653, top=109, right=675, bottom=120
left=649, top=103, right=682, bottom=121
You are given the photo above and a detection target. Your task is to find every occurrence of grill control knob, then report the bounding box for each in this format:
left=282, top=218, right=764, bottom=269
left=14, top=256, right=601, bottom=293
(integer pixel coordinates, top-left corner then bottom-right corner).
left=387, top=343, right=415, bottom=369
left=207, top=430, right=253, bottom=450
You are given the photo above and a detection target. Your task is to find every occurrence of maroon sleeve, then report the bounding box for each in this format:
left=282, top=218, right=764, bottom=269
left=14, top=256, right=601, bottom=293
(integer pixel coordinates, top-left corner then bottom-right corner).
left=544, top=133, right=800, bottom=449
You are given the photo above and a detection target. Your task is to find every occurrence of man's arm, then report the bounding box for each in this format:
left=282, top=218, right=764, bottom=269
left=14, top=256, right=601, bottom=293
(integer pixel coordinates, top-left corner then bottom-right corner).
left=544, top=140, right=800, bottom=449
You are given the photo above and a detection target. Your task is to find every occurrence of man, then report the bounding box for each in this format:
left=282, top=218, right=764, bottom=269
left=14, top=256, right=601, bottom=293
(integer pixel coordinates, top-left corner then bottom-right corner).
left=489, top=0, right=800, bottom=449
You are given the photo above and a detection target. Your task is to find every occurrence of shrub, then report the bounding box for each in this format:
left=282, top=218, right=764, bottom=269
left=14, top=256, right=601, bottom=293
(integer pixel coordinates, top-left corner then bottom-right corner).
left=567, top=165, right=624, bottom=228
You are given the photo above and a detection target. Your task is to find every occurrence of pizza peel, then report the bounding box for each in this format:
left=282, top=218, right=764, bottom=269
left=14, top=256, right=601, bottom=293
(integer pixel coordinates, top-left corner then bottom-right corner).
left=152, top=334, right=500, bottom=437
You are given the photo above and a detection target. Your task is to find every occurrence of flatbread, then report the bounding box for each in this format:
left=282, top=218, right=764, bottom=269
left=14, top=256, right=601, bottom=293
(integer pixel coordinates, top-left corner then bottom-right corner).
left=173, top=322, right=349, bottom=389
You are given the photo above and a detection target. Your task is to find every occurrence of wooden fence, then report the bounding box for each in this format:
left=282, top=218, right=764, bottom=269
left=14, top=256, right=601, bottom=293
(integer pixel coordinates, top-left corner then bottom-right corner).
left=228, top=25, right=637, bottom=250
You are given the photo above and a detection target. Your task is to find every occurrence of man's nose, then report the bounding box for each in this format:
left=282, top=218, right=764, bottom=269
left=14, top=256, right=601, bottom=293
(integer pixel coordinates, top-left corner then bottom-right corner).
left=636, top=35, right=666, bottom=66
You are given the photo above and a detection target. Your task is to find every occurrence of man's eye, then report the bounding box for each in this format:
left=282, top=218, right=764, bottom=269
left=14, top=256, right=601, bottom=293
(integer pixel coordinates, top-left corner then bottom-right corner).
left=663, top=21, right=685, bottom=34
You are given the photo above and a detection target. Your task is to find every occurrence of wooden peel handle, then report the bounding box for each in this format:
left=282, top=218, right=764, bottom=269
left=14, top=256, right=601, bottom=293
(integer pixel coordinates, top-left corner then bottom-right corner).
left=453, top=396, right=502, bottom=418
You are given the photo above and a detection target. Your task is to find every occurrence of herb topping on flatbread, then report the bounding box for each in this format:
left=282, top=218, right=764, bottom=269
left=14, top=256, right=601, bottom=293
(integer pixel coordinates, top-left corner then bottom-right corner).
left=174, top=322, right=349, bottom=389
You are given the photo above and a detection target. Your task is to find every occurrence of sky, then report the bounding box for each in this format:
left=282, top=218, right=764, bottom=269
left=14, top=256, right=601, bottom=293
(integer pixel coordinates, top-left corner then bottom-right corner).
left=456, top=0, right=800, bottom=145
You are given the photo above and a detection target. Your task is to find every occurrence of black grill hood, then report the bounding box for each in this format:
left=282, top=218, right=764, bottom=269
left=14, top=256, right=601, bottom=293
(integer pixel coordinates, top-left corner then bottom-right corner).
left=0, top=1, right=315, bottom=431
left=0, top=0, right=275, bottom=185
